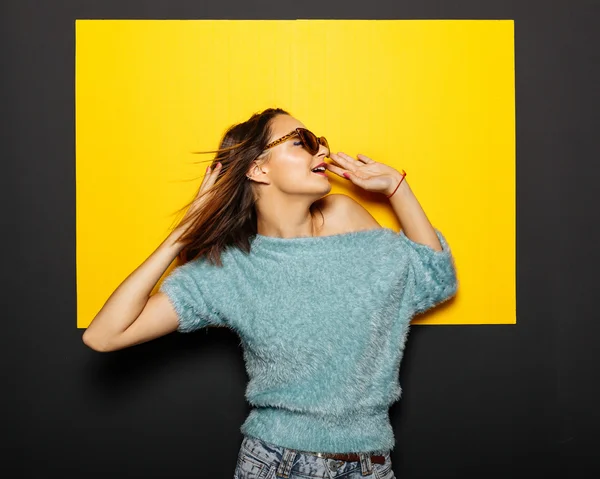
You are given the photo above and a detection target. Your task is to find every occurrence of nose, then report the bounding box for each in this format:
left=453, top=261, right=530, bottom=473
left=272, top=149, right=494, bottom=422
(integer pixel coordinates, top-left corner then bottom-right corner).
left=318, top=142, right=330, bottom=158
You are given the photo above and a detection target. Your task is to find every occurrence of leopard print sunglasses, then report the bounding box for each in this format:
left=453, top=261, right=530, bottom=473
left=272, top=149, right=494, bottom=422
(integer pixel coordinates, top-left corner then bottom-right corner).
left=264, top=128, right=329, bottom=155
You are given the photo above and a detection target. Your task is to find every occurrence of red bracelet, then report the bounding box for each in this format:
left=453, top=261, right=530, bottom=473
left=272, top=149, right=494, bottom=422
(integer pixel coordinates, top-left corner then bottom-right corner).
left=386, top=170, right=407, bottom=199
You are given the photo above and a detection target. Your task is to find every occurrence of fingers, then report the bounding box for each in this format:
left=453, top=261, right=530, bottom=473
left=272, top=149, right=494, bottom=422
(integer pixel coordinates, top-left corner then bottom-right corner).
left=329, top=153, right=354, bottom=172
left=328, top=153, right=360, bottom=181
left=331, top=152, right=374, bottom=168
left=327, top=152, right=378, bottom=183
left=330, top=152, right=352, bottom=166
left=200, top=162, right=222, bottom=192
left=356, top=153, right=375, bottom=164
left=324, top=162, right=348, bottom=178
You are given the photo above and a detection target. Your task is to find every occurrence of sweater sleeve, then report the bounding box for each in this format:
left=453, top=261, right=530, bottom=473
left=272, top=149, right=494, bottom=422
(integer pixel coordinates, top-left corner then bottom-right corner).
left=158, top=259, right=228, bottom=333
left=398, top=227, right=458, bottom=315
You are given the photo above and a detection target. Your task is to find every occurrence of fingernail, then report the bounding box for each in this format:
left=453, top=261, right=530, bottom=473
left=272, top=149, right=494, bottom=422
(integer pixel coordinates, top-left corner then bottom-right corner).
left=216, top=162, right=222, bottom=168
left=343, top=172, right=350, bottom=179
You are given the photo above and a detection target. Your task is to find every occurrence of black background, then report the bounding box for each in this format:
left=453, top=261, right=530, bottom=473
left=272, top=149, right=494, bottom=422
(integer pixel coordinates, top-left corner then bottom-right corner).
left=3, top=1, right=599, bottom=477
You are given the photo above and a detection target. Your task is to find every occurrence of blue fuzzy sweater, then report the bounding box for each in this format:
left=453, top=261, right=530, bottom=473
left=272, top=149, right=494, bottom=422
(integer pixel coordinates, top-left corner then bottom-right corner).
left=159, top=226, right=458, bottom=454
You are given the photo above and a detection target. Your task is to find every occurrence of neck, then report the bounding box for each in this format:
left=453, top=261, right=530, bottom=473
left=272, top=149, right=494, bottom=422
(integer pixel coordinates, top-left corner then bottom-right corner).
left=255, top=200, right=319, bottom=239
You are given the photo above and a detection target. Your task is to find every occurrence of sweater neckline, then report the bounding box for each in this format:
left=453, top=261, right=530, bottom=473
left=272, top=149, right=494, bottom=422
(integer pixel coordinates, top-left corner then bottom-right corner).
left=250, top=226, right=396, bottom=251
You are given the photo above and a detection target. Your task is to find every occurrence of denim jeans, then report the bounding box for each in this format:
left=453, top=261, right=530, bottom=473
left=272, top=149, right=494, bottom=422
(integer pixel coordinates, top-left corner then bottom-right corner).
left=234, top=435, right=396, bottom=479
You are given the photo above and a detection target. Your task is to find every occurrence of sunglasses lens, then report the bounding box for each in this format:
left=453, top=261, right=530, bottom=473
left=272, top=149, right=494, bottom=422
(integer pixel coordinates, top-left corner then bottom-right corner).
left=300, top=129, right=319, bottom=154
left=320, top=137, right=329, bottom=151
left=301, top=129, right=329, bottom=154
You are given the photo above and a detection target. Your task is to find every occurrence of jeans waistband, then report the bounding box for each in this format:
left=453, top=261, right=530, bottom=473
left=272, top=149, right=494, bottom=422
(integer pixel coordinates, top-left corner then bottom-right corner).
left=241, top=434, right=391, bottom=477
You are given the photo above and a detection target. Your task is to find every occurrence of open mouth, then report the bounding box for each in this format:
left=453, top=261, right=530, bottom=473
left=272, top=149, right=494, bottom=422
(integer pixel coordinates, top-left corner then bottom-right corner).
left=311, top=163, right=327, bottom=176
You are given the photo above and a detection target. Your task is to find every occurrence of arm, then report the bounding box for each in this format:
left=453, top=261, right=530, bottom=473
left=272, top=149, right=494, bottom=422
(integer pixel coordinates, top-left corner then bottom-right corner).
left=82, top=161, right=224, bottom=352
left=385, top=174, right=443, bottom=252
left=324, top=152, right=456, bottom=315
left=82, top=227, right=187, bottom=352
left=385, top=175, right=458, bottom=314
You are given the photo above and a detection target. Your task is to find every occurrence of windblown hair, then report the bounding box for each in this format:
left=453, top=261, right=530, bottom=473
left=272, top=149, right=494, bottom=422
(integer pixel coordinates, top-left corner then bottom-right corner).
left=171, top=107, right=317, bottom=267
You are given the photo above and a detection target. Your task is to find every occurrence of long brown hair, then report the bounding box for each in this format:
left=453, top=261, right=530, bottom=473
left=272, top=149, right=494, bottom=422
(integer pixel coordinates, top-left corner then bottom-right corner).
left=170, top=107, right=294, bottom=267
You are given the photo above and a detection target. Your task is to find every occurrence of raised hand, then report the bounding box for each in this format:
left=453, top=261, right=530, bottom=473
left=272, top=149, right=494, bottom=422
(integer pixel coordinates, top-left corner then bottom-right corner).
left=182, top=161, right=223, bottom=223
left=327, top=152, right=404, bottom=196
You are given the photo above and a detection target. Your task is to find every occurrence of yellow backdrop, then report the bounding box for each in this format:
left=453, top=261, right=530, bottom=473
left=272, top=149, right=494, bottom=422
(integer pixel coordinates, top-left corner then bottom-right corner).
left=76, top=19, right=515, bottom=327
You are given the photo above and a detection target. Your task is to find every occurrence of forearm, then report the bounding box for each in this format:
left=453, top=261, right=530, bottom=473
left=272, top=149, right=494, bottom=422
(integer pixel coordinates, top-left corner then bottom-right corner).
left=386, top=173, right=443, bottom=252
left=82, top=227, right=187, bottom=343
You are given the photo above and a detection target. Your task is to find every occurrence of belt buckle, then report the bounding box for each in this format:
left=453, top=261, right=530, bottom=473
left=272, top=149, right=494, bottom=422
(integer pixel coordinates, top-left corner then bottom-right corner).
left=314, top=451, right=337, bottom=460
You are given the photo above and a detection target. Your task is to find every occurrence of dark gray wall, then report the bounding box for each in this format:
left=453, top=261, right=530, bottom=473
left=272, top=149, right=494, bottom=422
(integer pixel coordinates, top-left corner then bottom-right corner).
left=4, top=1, right=599, bottom=478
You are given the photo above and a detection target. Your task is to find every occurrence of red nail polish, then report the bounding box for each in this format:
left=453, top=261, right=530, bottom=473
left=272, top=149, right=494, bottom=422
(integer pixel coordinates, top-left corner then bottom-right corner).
left=343, top=172, right=350, bottom=179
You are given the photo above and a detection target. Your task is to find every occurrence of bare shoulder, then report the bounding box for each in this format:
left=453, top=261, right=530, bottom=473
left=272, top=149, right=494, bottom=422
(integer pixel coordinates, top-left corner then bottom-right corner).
left=316, top=194, right=382, bottom=233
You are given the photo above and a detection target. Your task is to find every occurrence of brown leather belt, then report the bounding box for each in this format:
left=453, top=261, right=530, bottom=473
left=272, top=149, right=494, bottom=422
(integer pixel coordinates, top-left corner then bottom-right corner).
left=310, top=451, right=386, bottom=464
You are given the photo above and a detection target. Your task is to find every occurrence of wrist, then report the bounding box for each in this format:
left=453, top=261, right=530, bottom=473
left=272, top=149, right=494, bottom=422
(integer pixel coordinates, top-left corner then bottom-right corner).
left=164, top=227, right=187, bottom=253
left=385, top=169, right=408, bottom=198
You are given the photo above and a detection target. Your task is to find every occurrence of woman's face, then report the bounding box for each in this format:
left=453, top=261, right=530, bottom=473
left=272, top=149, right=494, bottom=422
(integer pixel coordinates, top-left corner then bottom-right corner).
left=252, top=114, right=331, bottom=196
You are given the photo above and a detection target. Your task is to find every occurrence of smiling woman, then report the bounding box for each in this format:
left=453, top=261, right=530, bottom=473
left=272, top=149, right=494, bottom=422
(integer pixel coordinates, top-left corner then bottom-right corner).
left=83, top=107, right=458, bottom=479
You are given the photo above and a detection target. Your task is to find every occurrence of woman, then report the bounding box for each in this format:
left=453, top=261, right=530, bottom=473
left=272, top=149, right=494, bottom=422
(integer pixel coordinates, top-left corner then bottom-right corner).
left=83, top=108, right=458, bottom=479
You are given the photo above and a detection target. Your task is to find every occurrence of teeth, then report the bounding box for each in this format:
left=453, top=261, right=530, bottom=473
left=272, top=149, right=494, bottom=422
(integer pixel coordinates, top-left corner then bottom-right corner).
left=312, top=166, right=326, bottom=172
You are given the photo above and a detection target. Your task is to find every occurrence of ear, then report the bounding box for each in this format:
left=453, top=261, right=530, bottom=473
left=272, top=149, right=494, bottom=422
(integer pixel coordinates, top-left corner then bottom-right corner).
left=246, top=161, right=270, bottom=185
